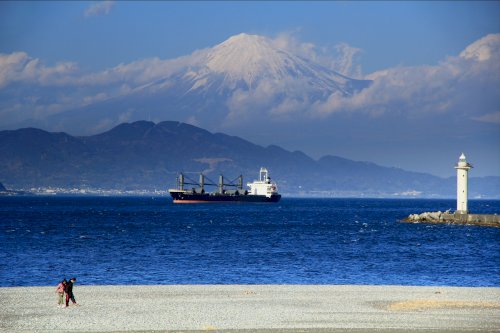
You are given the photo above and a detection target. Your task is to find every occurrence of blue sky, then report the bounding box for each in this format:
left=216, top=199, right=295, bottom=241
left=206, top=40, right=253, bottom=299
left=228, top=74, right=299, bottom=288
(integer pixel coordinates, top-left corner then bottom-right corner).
left=1, top=1, right=498, bottom=73
left=0, top=1, right=499, bottom=177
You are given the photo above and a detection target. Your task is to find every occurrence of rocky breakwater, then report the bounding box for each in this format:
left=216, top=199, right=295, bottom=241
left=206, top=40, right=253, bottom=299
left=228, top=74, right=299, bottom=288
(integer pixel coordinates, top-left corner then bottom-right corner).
left=403, top=211, right=500, bottom=228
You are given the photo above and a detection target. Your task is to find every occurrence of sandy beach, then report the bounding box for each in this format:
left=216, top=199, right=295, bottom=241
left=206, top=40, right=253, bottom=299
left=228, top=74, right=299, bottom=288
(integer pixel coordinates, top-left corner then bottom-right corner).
left=0, top=285, right=499, bottom=332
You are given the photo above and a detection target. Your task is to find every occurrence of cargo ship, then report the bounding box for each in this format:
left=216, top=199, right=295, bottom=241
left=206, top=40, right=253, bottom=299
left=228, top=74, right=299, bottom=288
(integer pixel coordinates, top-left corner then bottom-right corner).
left=168, top=167, right=281, bottom=203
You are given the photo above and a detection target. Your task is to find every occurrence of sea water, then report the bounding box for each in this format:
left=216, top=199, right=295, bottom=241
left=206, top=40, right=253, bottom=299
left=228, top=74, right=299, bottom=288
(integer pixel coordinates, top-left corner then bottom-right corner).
left=0, top=196, right=499, bottom=287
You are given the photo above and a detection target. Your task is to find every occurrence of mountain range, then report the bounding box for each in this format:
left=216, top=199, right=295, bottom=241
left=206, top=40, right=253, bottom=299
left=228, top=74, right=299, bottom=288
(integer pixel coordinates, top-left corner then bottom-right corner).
left=2, top=32, right=499, bottom=179
left=1, top=120, right=498, bottom=198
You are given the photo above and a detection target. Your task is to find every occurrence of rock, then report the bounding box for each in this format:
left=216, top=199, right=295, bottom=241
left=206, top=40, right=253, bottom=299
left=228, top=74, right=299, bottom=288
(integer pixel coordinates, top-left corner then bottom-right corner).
left=405, top=211, right=443, bottom=222
left=428, top=211, right=441, bottom=221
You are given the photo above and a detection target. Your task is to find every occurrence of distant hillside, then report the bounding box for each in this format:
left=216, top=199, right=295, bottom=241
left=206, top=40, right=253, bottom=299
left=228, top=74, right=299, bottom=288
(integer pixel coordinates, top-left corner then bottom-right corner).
left=0, top=121, right=498, bottom=198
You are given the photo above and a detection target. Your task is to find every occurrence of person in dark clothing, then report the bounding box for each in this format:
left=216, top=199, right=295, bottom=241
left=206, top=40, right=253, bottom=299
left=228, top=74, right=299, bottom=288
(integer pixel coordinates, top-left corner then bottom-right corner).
left=65, top=277, right=79, bottom=307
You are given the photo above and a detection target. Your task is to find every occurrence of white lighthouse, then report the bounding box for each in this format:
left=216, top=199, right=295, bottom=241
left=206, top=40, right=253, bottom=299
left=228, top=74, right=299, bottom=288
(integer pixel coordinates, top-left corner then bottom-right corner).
left=454, top=153, right=473, bottom=214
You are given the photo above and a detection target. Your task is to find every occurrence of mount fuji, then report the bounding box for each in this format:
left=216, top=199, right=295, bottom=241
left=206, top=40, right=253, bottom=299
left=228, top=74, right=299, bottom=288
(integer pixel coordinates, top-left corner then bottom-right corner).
left=38, top=33, right=371, bottom=135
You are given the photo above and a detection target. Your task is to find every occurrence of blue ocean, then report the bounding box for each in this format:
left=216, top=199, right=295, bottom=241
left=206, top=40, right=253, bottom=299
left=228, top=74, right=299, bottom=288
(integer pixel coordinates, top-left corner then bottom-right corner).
left=0, top=197, right=499, bottom=287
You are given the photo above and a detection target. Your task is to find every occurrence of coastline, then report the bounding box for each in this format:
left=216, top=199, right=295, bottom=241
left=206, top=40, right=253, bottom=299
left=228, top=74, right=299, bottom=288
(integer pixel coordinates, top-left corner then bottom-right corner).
left=1, top=285, right=499, bottom=332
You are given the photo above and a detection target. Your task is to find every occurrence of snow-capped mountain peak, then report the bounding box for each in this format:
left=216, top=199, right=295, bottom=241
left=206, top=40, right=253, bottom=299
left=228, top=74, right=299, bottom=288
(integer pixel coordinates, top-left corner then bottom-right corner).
left=181, top=33, right=364, bottom=94
left=205, top=33, right=292, bottom=86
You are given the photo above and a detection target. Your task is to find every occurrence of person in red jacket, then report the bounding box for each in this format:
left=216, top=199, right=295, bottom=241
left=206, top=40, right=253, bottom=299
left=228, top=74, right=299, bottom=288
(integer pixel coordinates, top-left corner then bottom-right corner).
left=65, top=277, right=79, bottom=307
left=55, top=279, right=66, bottom=307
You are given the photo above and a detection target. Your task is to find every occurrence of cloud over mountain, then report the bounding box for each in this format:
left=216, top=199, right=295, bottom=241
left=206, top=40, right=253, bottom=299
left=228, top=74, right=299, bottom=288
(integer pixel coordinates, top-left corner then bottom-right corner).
left=0, top=52, right=77, bottom=88
left=312, top=34, right=500, bottom=121
left=2, top=33, right=498, bottom=125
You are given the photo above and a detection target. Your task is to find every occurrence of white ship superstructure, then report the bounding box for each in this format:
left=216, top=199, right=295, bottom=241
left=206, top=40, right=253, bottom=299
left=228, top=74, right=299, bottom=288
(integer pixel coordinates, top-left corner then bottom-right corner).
left=247, top=167, right=278, bottom=198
